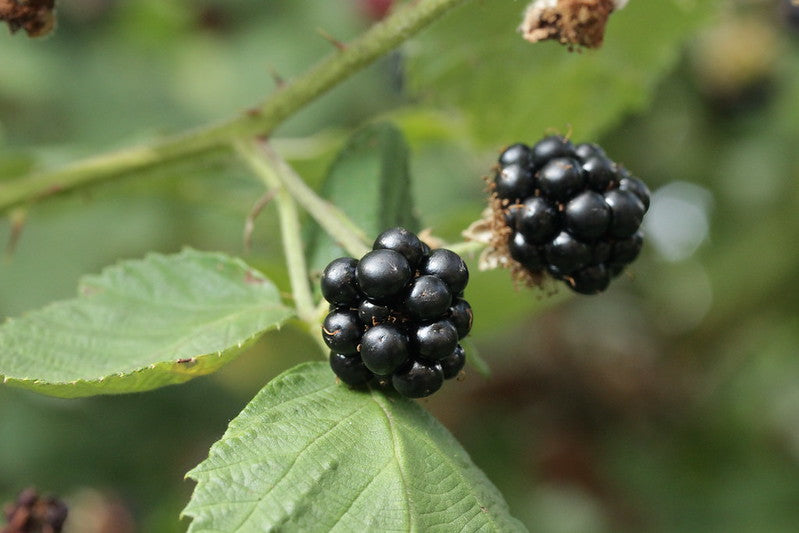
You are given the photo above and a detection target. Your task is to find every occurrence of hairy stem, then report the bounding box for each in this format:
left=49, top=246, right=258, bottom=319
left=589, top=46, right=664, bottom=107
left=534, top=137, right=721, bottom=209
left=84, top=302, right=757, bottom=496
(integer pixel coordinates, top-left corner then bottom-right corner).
left=0, top=0, right=468, bottom=213
left=236, top=141, right=316, bottom=324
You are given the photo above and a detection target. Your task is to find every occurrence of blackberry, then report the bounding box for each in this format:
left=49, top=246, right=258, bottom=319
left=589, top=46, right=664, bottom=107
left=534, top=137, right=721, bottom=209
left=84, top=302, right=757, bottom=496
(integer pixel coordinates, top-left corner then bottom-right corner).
left=322, top=310, right=362, bottom=355
left=329, top=352, right=373, bottom=386
left=360, top=324, right=410, bottom=376
left=604, top=189, right=646, bottom=239
left=582, top=156, right=616, bottom=192
left=373, top=227, right=426, bottom=268
left=509, top=231, right=545, bottom=271
left=321, top=257, right=360, bottom=307
left=422, top=249, right=469, bottom=295
left=449, top=298, right=473, bottom=339
left=487, top=135, right=651, bottom=294
left=538, top=157, right=584, bottom=201
left=531, top=135, right=576, bottom=166
left=574, top=142, right=606, bottom=161
left=499, top=143, right=532, bottom=168
left=405, top=275, right=452, bottom=321
left=494, top=163, right=535, bottom=202
left=438, top=344, right=466, bottom=380
left=320, top=227, right=473, bottom=398
left=358, top=299, right=391, bottom=326
left=414, top=319, right=459, bottom=361
left=545, top=231, right=591, bottom=274
left=564, top=191, right=611, bottom=241
left=392, top=360, right=444, bottom=399
left=516, top=196, right=558, bottom=244
left=356, top=249, right=412, bottom=301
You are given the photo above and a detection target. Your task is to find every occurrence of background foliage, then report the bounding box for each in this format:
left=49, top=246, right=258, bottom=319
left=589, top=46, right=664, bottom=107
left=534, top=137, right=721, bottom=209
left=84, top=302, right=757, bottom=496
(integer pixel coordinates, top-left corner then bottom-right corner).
left=2, top=0, right=799, bottom=531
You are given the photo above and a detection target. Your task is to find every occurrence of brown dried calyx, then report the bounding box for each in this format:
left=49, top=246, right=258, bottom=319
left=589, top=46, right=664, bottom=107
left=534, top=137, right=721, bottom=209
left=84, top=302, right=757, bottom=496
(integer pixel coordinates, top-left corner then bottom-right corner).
left=0, top=0, right=56, bottom=37
left=519, top=0, right=625, bottom=49
left=2, top=488, right=68, bottom=533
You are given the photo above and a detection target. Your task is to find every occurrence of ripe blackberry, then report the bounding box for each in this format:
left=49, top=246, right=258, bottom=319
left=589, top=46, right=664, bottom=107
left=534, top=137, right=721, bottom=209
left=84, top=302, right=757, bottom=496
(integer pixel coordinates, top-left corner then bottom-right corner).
left=538, top=157, right=584, bottom=201
left=322, top=310, right=362, bottom=355
left=494, top=163, right=535, bottom=202
left=531, top=135, right=576, bottom=166
left=320, top=227, right=473, bottom=398
left=517, top=196, right=558, bottom=244
left=487, top=135, right=651, bottom=294
left=373, top=227, right=426, bottom=268
left=564, top=191, right=611, bottom=241
left=329, top=352, right=373, bottom=386
left=422, top=249, right=469, bottom=295
left=405, top=275, right=452, bottom=321
left=356, top=249, right=412, bottom=301
left=321, top=257, right=360, bottom=307
left=438, top=345, right=466, bottom=380
left=414, top=319, right=459, bottom=361
left=392, top=360, right=444, bottom=399
left=448, top=298, right=473, bottom=339
left=360, top=324, right=410, bottom=376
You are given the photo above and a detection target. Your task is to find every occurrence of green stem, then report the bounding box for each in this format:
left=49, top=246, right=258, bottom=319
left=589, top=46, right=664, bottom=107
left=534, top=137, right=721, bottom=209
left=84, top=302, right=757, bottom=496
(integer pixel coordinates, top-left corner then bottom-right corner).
left=0, top=0, right=468, bottom=213
left=447, top=240, right=486, bottom=256
left=258, top=143, right=371, bottom=259
left=236, top=140, right=316, bottom=324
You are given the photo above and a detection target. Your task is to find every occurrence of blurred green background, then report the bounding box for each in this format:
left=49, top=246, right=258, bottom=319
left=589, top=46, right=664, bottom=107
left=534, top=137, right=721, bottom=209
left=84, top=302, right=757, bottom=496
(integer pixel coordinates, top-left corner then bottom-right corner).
left=2, top=0, right=799, bottom=531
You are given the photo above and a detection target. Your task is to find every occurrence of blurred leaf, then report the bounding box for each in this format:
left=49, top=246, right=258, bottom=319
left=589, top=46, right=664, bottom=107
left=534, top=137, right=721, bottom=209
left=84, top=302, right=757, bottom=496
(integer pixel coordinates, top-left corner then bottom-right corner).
left=0, top=249, right=293, bottom=398
left=183, top=361, right=526, bottom=532
left=306, top=122, right=418, bottom=271
left=408, top=0, right=719, bottom=144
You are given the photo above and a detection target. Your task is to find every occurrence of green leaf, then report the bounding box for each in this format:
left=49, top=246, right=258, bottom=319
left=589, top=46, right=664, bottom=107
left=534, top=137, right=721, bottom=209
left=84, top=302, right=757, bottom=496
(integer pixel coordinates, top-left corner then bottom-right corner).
left=306, top=122, right=418, bottom=270
left=408, top=0, right=719, bottom=144
left=183, top=362, right=527, bottom=532
left=0, top=249, right=294, bottom=398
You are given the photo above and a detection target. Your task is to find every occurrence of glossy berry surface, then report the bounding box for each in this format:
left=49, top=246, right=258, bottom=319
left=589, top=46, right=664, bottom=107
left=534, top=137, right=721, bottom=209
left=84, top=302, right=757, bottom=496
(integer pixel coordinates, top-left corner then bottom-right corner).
left=320, top=227, right=473, bottom=398
left=582, top=156, right=616, bottom=192
left=509, top=231, right=544, bottom=271
left=569, top=264, right=611, bottom=295
left=545, top=231, right=591, bottom=274
left=604, top=189, right=646, bottom=238
left=499, top=143, right=532, bottom=168
left=564, top=190, right=611, bottom=241
left=449, top=298, right=473, bottom=339
left=538, top=157, right=584, bottom=201
left=405, top=275, right=452, bottom=321
left=422, top=249, right=469, bottom=295
left=392, top=360, right=444, bottom=399
left=531, top=135, right=576, bottom=166
left=321, top=257, right=360, bottom=306
left=322, top=310, right=362, bottom=355
left=494, top=163, right=535, bottom=202
left=373, top=227, right=426, bottom=268
left=360, top=324, right=409, bottom=376
left=438, top=344, right=466, bottom=380
left=491, top=136, right=651, bottom=295
left=358, top=299, right=391, bottom=326
left=415, top=320, right=459, bottom=361
left=329, top=352, right=373, bottom=386
left=356, top=249, right=412, bottom=301
left=516, top=196, right=558, bottom=245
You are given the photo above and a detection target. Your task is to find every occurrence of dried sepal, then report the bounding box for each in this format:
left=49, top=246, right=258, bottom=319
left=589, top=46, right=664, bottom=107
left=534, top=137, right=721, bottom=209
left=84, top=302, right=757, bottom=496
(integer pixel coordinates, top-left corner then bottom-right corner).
left=519, top=0, right=627, bottom=49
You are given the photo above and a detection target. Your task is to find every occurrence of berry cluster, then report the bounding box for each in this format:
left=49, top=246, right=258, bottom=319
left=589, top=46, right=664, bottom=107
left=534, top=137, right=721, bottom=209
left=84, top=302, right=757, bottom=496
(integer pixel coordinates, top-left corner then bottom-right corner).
left=322, top=227, right=472, bottom=398
left=492, top=135, right=650, bottom=294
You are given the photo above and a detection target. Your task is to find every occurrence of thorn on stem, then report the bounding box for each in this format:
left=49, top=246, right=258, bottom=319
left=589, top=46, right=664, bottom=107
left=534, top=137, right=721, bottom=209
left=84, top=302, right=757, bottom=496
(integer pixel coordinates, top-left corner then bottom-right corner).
left=316, top=27, right=348, bottom=51
left=267, top=65, right=286, bottom=88
left=5, top=208, right=27, bottom=259
left=243, top=189, right=278, bottom=253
